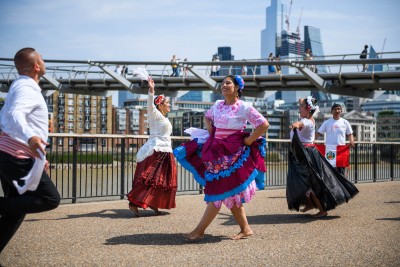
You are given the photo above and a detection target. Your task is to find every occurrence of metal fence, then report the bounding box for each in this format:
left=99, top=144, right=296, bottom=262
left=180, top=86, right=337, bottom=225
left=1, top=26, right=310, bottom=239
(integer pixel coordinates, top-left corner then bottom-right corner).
left=45, top=134, right=400, bottom=203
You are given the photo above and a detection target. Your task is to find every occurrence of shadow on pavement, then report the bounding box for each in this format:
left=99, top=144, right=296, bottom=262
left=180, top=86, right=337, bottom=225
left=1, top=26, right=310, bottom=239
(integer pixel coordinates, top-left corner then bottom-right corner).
left=217, top=212, right=340, bottom=226
left=104, top=233, right=224, bottom=246
left=25, top=209, right=170, bottom=222
left=376, top=217, right=400, bottom=221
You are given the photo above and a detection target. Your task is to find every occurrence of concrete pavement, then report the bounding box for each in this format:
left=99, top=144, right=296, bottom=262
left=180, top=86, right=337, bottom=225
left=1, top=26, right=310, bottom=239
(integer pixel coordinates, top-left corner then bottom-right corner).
left=1, top=181, right=399, bottom=266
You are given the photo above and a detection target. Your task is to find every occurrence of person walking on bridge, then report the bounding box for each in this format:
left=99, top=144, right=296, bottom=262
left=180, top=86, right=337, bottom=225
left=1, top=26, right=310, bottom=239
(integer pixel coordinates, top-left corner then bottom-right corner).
left=127, top=77, right=177, bottom=217
left=360, top=44, right=369, bottom=72
left=170, top=55, right=180, bottom=77
left=0, top=48, right=60, bottom=254
left=303, top=48, right=316, bottom=73
left=268, top=52, right=276, bottom=74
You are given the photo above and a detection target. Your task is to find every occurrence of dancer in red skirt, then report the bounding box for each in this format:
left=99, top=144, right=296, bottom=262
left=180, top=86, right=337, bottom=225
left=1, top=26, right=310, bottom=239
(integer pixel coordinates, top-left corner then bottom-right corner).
left=127, top=77, right=177, bottom=216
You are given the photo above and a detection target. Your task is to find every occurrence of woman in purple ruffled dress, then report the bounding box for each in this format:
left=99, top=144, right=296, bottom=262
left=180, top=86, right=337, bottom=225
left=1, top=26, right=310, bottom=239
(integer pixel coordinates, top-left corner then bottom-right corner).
left=174, top=75, right=269, bottom=241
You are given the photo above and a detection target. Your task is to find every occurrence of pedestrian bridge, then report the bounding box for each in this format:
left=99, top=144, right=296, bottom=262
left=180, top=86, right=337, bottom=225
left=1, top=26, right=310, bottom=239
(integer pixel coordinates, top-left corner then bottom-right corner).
left=1, top=52, right=399, bottom=99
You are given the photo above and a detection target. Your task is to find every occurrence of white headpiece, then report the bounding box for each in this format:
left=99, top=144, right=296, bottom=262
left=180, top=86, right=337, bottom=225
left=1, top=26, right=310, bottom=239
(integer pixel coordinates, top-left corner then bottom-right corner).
left=306, top=96, right=319, bottom=114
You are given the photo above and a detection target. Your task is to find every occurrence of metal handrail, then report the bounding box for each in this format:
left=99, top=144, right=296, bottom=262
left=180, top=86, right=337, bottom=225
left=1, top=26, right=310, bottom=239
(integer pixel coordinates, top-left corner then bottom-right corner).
left=43, top=133, right=400, bottom=203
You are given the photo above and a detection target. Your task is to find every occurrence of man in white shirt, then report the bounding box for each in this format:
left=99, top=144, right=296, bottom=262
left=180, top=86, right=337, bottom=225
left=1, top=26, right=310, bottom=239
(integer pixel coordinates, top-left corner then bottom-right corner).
left=315, top=104, right=355, bottom=177
left=0, top=48, right=60, bottom=254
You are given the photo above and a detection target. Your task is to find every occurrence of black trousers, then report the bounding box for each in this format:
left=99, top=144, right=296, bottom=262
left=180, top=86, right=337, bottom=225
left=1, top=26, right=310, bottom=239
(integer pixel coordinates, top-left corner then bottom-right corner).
left=0, top=151, right=60, bottom=253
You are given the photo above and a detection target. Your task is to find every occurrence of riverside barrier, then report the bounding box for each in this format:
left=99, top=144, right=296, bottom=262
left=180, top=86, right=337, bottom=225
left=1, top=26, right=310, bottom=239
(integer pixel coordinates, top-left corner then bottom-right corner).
left=36, top=134, right=400, bottom=203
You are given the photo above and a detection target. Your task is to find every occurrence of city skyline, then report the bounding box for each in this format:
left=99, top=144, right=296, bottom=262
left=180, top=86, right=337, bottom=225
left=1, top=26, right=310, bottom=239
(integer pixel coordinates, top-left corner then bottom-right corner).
left=0, top=0, right=399, bottom=62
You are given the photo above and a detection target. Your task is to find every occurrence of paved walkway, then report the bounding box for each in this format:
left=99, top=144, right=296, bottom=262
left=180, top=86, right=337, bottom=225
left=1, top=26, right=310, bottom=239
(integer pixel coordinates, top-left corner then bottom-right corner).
left=1, top=181, right=399, bottom=267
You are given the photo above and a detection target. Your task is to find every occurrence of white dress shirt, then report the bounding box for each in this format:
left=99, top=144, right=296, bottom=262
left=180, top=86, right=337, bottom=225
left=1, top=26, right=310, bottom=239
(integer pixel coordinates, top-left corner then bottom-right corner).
left=0, top=75, right=48, bottom=145
left=0, top=75, right=48, bottom=194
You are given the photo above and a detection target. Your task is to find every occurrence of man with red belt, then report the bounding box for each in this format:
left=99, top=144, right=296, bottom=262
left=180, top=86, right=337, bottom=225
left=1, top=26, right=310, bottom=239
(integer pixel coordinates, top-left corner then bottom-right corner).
left=0, top=48, right=60, bottom=254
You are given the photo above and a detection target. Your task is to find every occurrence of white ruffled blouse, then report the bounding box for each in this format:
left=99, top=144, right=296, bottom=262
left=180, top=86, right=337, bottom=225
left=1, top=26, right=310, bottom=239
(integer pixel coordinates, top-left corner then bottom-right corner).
left=136, top=92, right=172, bottom=162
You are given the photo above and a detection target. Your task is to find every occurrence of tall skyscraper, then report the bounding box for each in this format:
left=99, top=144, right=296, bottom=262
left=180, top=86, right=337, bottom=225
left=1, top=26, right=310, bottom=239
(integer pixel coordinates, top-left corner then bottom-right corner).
left=368, top=46, right=383, bottom=72
left=303, top=25, right=329, bottom=99
left=261, top=0, right=285, bottom=62
left=280, top=30, right=304, bottom=58
left=280, top=30, right=304, bottom=76
left=261, top=1, right=329, bottom=104
left=217, top=46, right=234, bottom=61
left=304, top=25, right=327, bottom=73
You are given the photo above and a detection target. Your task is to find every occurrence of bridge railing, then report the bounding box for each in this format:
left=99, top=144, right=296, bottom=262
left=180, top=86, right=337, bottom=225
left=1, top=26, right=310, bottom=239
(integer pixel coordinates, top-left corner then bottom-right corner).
left=44, top=134, right=400, bottom=203
left=1, top=51, right=400, bottom=82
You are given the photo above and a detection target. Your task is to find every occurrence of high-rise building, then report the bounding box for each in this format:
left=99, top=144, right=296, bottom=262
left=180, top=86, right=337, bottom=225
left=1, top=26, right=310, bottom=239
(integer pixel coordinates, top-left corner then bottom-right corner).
left=216, top=46, right=240, bottom=76
left=280, top=30, right=304, bottom=59
left=119, top=91, right=141, bottom=108
left=44, top=92, right=113, bottom=150
left=368, top=46, right=383, bottom=72
left=261, top=0, right=285, bottom=62
left=217, top=46, right=234, bottom=61
left=179, top=91, right=213, bottom=102
left=261, top=1, right=329, bottom=104
left=279, top=29, right=304, bottom=75
left=178, top=89, right=222, bottom=103
left=304, top=25, right=327, bottom=73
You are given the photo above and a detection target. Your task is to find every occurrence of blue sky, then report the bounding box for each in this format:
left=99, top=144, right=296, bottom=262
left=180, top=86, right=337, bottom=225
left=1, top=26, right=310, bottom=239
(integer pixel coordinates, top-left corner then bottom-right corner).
left=0, top=0, right=399, bottom=61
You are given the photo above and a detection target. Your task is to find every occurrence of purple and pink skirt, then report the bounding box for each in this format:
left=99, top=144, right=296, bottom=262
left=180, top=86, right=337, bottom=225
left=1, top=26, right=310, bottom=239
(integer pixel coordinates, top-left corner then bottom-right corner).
left=174, top=129, right=266, bottom=208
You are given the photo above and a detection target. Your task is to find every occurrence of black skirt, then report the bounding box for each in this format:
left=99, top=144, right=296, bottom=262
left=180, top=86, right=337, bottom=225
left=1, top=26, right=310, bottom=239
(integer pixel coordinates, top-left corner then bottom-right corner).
left=286, top=129, right=359, bottom=211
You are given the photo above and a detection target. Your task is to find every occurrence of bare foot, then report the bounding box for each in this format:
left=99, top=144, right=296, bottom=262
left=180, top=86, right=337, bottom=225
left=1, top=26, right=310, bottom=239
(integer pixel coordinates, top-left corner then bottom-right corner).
left=129, top=203, right=140, bottom=217
left=312, top=211, right=328, bottom=218
left=182, top=232, right=204, bottom=242
left=231, top=231, right=253, bottom=240
left=300, top=205, right=314, bottom=212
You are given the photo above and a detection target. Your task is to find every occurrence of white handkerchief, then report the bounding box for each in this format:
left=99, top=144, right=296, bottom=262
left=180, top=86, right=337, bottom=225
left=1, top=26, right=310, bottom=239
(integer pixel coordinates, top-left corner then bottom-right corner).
left=13, top=149, right=46, bottom=195
left=184, top=127, right=210, bottom=144
left=133, top=67, right=150, bottom=80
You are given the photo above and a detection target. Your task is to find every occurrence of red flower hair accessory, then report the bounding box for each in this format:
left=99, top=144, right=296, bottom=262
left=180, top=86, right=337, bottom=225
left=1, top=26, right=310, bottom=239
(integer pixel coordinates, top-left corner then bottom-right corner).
left=154, top=95, right=166, bottom=106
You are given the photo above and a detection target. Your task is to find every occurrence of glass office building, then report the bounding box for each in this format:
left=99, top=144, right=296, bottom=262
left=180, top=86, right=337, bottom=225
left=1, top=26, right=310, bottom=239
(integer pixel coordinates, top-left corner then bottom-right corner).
left=260, top=0, right=286, bottom=75
left=368, top=46, right=383, bottom=72
left=304, top=25, right=327, bottom=73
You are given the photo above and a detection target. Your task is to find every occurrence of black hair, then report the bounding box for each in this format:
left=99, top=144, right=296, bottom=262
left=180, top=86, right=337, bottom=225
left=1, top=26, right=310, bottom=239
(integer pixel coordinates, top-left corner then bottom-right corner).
left=301, top=97, right=318, bottom=116
left=224, top=75, right=242, bottom=98
left=331, top=103, right=342, bottom=111
left=14, top=47, right=36, bottom=72
left=153, top=96, right=165, bottom=109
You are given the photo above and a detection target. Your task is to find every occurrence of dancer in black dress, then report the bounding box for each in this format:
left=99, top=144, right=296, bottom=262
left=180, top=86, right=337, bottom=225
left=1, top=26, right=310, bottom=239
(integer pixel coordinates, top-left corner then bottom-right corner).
left=286, top=97, right=359, bottom=218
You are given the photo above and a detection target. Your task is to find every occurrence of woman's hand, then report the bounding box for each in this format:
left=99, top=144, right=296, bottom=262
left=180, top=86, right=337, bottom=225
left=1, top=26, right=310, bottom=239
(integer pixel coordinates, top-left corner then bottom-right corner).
left=243, top=137, right=253, bottom=146
left=290, top=121, right=303, bottom=130
left=204, top=117, right=213, bottom=135
left=244, top=121, right=269, bottom=146
left=148, top=77, right=155, bottom=94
